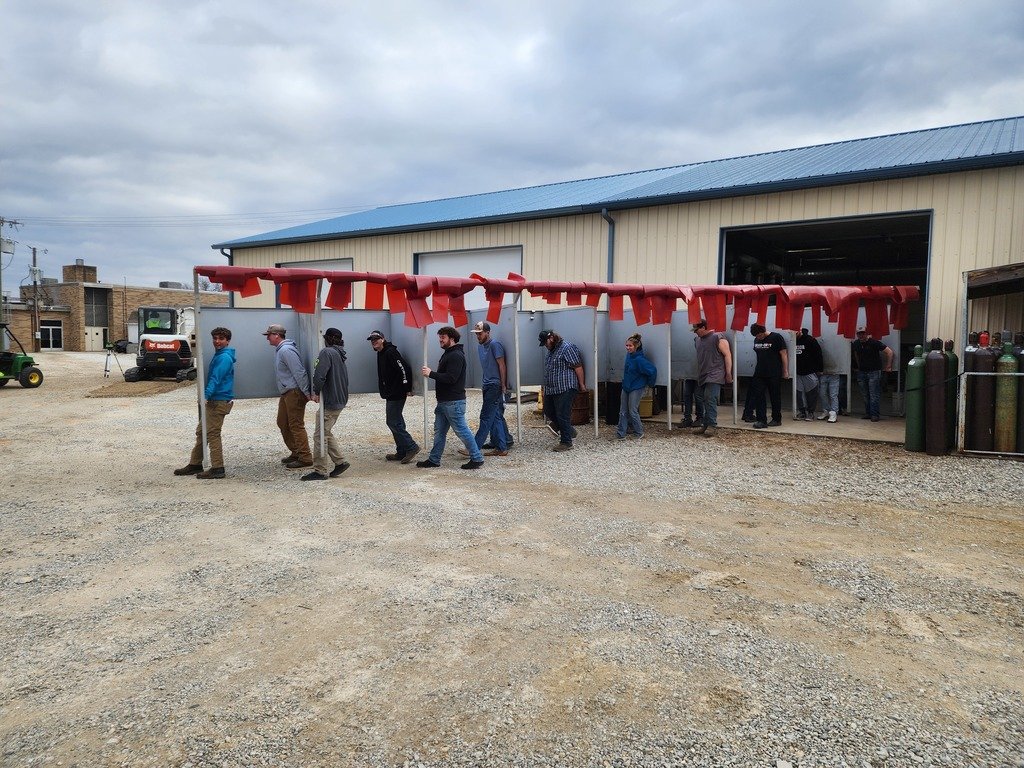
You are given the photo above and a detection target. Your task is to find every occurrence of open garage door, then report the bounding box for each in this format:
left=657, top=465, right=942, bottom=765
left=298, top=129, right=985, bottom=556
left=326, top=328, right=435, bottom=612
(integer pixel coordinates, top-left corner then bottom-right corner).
left=722, top=213, right=930, bottom=419
left=723, top=212, right=930, bottom=352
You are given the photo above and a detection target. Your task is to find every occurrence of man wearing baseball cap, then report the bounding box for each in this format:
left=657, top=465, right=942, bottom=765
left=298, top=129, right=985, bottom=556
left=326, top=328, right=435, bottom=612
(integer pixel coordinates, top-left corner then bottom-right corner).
left=539, top=329, right=586, bottom=451
left=263, top=323, right=312, bottom=468
left=302, top=327, right=351, bottom=481
left=367, top=330, right=419, bottom=463
left=851, top=327, right=893, bottom=422
left=462, top=321, right=513, bottom=457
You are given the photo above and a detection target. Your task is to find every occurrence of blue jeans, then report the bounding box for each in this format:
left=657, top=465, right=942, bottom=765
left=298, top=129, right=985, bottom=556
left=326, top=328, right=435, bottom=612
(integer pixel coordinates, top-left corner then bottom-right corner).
left=695, top=382, right=722, bottom=427
left=617, top=388, right=644, bottom=437
left=682, top=379, right=705, bottom=422
left=385, top=398, right=418, bottom=455
left=545, top=390, right=577, bottom=445
left=856, top=370, right=882, bottom=419
left=428, top=399, right=483, bottom=463
left=474, top=383, right=511, bottom=450
left=819, top=373, right=841, bottom=414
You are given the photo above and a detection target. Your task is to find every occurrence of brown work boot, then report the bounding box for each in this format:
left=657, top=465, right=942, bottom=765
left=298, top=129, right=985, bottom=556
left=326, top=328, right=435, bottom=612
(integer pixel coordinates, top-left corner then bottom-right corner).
left=196, top=467, right=225, bottom=479
left=551, top=443, right=573, bottom=452
left=285, top=459, right=313, bottom=468
left=173, top=464, right=203, bottom=476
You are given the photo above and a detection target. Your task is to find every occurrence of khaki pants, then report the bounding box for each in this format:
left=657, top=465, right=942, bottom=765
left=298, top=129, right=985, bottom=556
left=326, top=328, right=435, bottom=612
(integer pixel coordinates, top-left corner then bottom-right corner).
left=190, top=400, right=233, bottom=468
left=312, top=407, right=346, bottom=474
left=277, top=389, right=311, bottom=462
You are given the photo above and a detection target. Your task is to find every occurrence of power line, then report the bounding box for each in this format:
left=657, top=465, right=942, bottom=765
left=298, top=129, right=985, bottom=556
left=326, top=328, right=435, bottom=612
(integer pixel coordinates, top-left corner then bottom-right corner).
left=11, top=206, right=377, bottom=229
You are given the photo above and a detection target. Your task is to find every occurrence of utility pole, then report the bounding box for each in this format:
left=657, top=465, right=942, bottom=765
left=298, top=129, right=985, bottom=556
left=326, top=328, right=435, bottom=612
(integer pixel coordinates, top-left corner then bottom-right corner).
left=0, top=216, right=23, bottom=353
left=31, top=246, right=41, bottom=352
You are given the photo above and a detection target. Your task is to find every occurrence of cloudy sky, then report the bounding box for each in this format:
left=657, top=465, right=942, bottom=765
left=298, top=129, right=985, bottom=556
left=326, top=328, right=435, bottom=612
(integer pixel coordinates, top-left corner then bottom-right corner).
left=2, top=0, right=1022, bottom=290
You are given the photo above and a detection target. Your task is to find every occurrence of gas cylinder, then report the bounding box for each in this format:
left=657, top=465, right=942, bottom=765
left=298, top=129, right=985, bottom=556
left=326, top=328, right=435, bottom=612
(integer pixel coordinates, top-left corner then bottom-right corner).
left=1016, top=334, right=1024, bottom=453
left=925, top=339, right=948, bottom=455
left=943, top=339, right=958, bottom=450
left=991, top=331, right=1003, bottom=351
left=994, top=342, right=1018, bottom=453
left=963, top=331, right=980, bottom=447
left=968, top=342, right=996, bottom=452
left=904, top=345, right=926, bottom=452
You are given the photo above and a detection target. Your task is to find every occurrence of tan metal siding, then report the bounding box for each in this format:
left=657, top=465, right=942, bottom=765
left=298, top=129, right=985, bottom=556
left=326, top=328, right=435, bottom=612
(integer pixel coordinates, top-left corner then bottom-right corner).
left=229, top=167, right=1024, bottom=337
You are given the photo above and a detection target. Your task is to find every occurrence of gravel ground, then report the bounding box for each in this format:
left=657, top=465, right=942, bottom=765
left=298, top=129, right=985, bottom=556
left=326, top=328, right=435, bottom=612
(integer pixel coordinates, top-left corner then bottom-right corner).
left=2, top=351, right=1022, bottom=768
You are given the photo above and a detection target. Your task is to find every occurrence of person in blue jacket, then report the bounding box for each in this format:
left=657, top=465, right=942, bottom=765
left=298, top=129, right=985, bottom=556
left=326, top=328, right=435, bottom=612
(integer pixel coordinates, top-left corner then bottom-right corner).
left=616, top=333, right=657, bottom=439
left=174, top=327, right=236, bottom=479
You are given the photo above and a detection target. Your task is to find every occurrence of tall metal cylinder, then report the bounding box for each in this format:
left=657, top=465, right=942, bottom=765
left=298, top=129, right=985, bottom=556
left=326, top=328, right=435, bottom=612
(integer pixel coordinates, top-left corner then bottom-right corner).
left=943, top=339, right=957, bottom=451
left=904, top=345, right=926, bottom=452
left=963, top=331, right=979, bottom=449
left=925, top=338, right=948, bottom=456
left=969, top=343, right=996, bottom=452
left=994, top=342, right=1018, bottom=453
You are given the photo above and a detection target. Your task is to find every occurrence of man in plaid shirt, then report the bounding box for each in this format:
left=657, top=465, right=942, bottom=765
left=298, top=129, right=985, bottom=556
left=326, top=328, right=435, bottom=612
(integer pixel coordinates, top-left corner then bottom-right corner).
left=539, top=329, right=587, bottom=451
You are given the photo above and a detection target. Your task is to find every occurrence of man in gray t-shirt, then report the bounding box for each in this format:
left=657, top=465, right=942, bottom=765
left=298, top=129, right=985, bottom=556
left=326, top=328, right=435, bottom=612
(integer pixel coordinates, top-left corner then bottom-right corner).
left=691, top=319, right=733, bottom=437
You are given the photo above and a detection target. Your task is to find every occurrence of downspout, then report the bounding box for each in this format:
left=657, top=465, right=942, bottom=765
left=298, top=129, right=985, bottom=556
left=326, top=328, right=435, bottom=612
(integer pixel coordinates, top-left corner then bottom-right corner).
left=601, top=208, right=615, bottom=282
left=220, top=248, right=234, bottom=307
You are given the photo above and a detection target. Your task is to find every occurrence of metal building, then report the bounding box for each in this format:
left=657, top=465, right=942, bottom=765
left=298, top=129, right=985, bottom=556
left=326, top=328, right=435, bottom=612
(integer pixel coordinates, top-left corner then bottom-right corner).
left=214, top=116, right=1024, bottom=348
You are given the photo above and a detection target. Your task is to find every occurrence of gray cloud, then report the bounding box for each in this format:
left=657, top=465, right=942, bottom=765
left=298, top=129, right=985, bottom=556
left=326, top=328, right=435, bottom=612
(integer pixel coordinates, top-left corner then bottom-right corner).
left=1, top=0, right=1022, bottom=287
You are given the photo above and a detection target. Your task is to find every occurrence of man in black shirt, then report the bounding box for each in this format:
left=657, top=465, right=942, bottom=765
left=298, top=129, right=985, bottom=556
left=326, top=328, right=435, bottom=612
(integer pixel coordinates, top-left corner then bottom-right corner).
left=851, top=326, right=893, bottom=421
left=418, top=326, right=485, bottom=469
left=749, top=323, right=790, bottom=429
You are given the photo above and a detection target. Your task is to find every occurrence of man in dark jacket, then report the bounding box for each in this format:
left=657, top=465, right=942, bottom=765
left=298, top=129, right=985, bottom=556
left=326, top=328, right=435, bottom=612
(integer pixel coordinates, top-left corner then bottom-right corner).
left=417, top=326, right=484, bottom=470
left=302, top=327, right=351, bottom=481
left=794, top=328, right=824, bottom=421
left=368, top=330, right=419, bottom=464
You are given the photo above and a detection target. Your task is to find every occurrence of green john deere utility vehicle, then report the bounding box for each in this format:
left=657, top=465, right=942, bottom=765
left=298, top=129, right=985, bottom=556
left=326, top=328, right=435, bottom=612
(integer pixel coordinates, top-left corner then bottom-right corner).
left=0, top=323, right=44, bottom=388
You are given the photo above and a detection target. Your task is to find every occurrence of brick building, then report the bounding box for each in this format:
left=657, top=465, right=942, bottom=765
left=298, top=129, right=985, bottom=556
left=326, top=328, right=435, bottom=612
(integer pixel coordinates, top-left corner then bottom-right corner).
left=3, top=260, right=228, bottom=352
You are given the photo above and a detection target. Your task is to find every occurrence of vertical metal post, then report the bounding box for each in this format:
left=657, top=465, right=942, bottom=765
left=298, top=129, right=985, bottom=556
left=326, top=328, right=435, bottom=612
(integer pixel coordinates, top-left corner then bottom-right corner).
left=513, top=301, right=522, bottom=444
left=592, top=307, right=599, bottom=436
left=193, top=270, right=210, bottom=468
left=666, top=321, right=673, bottom=431
left=316, top=279, right=325, bottom=460
left=422, top=327, right=430, bottom=448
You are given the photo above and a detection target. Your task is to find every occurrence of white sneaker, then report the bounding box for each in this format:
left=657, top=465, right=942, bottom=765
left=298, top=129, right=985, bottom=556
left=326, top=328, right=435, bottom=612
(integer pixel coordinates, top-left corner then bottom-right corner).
left=827, top=411, right=837, bottom=423
left=816, top=411, right=827, bottom=420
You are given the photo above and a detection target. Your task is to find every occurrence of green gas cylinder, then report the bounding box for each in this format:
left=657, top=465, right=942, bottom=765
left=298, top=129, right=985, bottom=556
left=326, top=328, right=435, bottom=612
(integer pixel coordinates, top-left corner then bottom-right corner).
left=904, top=345, right=926, bottom=452
left=925, top=339, right=949, bottom=456
left=994, top=342, right=1018, bottom=453
left=943, top=340, right=958, bottom=450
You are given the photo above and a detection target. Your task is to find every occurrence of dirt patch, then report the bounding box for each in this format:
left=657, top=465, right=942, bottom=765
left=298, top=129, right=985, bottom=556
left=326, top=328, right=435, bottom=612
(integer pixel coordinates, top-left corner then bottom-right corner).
left=87, top=379, right=191, bottom=397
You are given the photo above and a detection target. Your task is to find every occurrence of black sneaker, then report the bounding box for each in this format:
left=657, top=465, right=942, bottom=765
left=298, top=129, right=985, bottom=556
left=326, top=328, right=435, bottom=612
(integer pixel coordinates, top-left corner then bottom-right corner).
left=680, top=419, right=694, bottom=428
left=300, top=471, right=329, bottom=481
left=766, top=419, right=782, bottom=427
left=461, top=460, right=484, bottom=470
left=752, top=421, right=769, bottom=429
left=415, top=459, right=440, bottom=468
left=329, top=462, right=351, bottom=478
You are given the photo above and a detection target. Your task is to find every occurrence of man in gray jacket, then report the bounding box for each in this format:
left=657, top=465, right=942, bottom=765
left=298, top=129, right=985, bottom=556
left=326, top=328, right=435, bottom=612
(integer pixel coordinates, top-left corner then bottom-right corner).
left=303, top=327, right=350, bottom=481
left=263, top=323, right=312, bottom=468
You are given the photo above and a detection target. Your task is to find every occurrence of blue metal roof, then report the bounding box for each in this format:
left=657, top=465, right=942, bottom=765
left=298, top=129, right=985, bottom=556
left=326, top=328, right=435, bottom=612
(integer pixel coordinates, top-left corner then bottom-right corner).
left=215, top=116, right=1024, bottom=249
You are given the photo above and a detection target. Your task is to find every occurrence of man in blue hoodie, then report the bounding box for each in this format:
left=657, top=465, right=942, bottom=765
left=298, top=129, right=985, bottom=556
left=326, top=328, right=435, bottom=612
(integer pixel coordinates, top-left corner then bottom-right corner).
left=175, top=327, right=236, bottom=479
